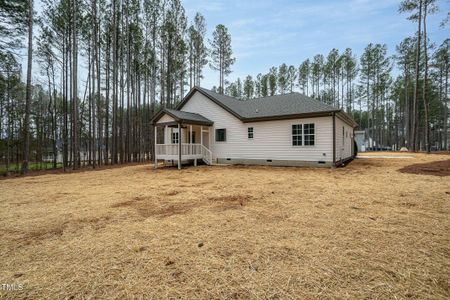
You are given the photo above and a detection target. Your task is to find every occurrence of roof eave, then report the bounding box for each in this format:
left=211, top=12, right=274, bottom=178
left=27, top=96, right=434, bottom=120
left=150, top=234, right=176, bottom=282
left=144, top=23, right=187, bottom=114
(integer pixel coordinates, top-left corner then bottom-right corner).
left=151, top=108, right=169, bottom=125
left=177, top=87, right=245, bottom=121
left=151, top=108, right=214, bottom=126
left=241, top=110, right=339, bottom=123
left=179, top=119, right=214, bottom=126
left=336, top=110, right=358, bottom=128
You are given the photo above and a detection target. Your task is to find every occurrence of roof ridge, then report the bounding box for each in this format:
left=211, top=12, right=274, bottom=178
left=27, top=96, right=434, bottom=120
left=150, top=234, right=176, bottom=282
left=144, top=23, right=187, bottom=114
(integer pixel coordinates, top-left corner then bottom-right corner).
left=198, top=87, right=313, bottom=102
left=246, top=92, right=305, bottom=101
left=181, top=86, right=353, bottom=126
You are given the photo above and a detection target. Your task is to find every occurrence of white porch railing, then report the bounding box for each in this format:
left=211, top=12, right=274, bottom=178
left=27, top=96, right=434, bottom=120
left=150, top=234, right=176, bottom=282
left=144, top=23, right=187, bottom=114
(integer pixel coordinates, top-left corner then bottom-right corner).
left=201, top=145, right=213, bottom=165
left=156, top=143, right=202, bottom=156
left=155, top=143, right=212, bottom=165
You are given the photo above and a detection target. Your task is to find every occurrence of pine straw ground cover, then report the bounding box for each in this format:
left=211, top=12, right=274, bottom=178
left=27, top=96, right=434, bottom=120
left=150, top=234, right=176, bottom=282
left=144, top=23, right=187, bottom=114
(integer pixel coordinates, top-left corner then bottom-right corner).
left=0, top=153, right=449, bottom=299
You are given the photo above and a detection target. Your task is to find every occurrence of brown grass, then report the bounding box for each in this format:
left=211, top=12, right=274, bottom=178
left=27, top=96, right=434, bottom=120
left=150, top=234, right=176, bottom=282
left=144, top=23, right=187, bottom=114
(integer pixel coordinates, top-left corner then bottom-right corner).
left=0, top=152, right=449, bottom=299
left=399, top=159, right=450, bottom=177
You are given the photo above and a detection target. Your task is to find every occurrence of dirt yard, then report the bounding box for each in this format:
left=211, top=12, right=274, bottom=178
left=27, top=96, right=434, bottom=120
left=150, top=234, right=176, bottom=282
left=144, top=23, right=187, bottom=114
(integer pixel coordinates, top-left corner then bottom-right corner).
left=0, top=153, right=449, bottom=299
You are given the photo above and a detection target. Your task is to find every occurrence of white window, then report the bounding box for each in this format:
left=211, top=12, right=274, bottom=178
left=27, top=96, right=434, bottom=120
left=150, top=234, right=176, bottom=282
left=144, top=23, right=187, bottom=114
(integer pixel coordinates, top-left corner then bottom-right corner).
left=248, top=127, right=254, bottom=139
left=172, top=132, right=179, bottom=144
left=304, top=123, right=315, bottom=146
left=292, top=124, right=303, bottom=146
left=292, top=123, right=315, bottom=146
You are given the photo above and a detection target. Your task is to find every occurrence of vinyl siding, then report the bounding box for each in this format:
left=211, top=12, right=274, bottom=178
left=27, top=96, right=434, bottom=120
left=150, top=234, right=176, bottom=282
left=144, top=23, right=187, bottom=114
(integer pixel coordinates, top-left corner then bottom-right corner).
left=157, top=114, right=175, bottom=123
left=181, top=92, right=334, bottom=162
left=335, top=116, right=353, bottom=161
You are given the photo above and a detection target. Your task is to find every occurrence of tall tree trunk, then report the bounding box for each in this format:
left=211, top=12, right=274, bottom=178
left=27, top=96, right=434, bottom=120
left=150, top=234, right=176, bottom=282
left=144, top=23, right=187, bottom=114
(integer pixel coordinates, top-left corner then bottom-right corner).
left=63, top=34, right=69, bottom=170
left=443, top=54, right=449, bottom=150
left=72, top=0, right=79, bottom=169
left=411, top=0, right=422, bottom=152
left=22, top=0, right=33, bottom=174
left=105, top=40, right=110, bottom=165
left=112, top=0, right=118, bottom=164
left=423, top=2, right=430, bottom=153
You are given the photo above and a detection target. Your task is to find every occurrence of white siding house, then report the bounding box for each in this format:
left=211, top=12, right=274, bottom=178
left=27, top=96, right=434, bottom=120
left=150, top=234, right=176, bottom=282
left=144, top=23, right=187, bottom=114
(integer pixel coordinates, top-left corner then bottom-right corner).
left=152, top=87, right=357, bottom=169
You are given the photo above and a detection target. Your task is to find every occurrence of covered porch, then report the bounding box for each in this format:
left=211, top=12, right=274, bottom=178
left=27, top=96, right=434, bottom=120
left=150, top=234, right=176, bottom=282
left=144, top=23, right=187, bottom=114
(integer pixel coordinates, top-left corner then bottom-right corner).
left=153, top=109, right=214, bottom=169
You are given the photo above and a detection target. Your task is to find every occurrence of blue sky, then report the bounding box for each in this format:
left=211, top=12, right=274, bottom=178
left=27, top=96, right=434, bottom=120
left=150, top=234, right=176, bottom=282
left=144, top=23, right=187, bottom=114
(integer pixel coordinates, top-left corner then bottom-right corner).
left=183, top=0, right=449, bottom=89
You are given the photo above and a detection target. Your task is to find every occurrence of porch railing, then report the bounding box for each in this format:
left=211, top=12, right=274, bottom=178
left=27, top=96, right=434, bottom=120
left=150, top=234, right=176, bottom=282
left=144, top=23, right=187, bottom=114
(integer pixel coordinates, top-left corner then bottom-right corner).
left=201, top=145, right=212, bottom=165
left=156, top=143, right=202, bottom=156
left=155, top=143, right=213, bottom=165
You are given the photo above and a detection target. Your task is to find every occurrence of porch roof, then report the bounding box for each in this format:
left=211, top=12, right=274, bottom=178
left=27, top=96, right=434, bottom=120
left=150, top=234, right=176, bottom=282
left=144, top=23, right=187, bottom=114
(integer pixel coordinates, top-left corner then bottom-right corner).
left=152, top=108, right=214, bottom=126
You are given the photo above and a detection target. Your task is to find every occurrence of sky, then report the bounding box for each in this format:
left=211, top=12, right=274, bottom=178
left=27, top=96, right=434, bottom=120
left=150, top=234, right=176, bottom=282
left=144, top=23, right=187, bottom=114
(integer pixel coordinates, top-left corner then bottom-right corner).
left=25, top=0, right=449, bottom=92
left=183, top=0, right=449, bottom=89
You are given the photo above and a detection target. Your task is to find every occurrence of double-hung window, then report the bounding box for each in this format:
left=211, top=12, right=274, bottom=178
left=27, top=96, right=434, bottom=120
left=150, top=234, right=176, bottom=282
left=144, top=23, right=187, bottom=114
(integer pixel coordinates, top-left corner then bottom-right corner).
left=248, top=127, right=254, bottom=139
left=292, top=124, right=303, bottom=146
left=215, top=129, right=226, bottom=142
left=304, top=124, right=315, bottom=146
left=292, top=123, right=315, bottom=146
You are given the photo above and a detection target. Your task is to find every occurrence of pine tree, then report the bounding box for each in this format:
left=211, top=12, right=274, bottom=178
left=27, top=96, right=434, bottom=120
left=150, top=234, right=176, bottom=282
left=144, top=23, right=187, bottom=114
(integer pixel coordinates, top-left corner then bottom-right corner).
left=395, top=37, right=416, bottom=147
left=0, top=0, right=28, bottom=58
left=268, top=67, right=277, bottom=96
left=399, top=0, right=423, bottom=151
left=243, top=75, right=254, bottom=99
left=277, top=63, right=288, bottom=94
left=432, top=39, right=449, bottom=150
left=342, top=48, right=358, bottom=113
left=187, top=13, right=208, bottom=87
left=21, top=0, right=33, bottom=173
left=287, top=65, right=297, bottom=93
left=261, top=74, right=269, bottom=97
left=210, top=24, right=235, bottom=94
left=311, top=54, right=324, bottom=100
left=298, top=59, right=310, bottom=95
left=255, top=73, right=262, bottom=98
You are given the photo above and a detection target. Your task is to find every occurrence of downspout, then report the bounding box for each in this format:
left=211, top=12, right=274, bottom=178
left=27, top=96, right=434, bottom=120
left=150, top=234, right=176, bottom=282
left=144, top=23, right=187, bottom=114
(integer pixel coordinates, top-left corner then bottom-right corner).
left=332, top=112, right=336, bottom=167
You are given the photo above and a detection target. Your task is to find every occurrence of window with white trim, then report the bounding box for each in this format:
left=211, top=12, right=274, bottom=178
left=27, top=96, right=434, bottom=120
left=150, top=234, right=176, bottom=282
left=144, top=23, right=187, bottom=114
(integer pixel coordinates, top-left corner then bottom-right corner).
left=172, top=132, right=179, bottom=144
left=248, top=127, right=254, bottom=139
left=304, top=123, right=315, bottom=146
left=215, top=128, right=226, bottom=142
left=292, top=124, right=303, bottom=146
left=292, top=123, right=315, bottom=146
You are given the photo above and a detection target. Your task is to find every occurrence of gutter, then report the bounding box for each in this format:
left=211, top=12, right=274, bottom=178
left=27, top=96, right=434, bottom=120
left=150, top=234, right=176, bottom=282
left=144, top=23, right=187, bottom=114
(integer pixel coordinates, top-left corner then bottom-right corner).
left=241, top=110, right=338, bottom=123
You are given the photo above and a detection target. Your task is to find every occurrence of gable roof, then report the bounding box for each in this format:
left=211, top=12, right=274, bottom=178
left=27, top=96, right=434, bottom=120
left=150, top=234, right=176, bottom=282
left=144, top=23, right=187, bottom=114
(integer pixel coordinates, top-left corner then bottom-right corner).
left=152, top=108, right=213, bottom=126
left=178, top=87, right=357, bottom=127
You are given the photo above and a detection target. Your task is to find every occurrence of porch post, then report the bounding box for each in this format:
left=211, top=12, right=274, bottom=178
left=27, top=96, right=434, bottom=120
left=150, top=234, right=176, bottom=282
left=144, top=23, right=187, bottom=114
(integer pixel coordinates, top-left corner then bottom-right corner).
left=178, top=123, right=182, bottom=170
left=165, top=125, right=168, bottom=144
left=200, top=126, right=203, bottom=146
left=189, top=125, right=193, bottom=155
left=154, top=125, right=157, bottom=169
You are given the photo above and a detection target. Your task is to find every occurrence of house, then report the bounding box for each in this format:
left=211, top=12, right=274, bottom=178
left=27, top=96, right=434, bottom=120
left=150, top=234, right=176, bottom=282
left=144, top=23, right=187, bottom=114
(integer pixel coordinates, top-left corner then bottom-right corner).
left=151, top=87, right=357, bottom=169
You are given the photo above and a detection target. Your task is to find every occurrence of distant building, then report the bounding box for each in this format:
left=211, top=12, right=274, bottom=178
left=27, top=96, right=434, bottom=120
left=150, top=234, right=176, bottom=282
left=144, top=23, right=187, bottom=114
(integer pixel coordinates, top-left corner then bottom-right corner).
left=354, top=130, right=365, bottom=152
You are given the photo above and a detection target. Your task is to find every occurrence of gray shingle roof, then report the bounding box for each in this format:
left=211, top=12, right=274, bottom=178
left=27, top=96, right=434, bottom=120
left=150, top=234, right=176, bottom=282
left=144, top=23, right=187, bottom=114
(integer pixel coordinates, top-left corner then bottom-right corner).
left=154, top=87, right=357, bottom=127
left=195, top=87, right=340, bottom=120
left=160, top=108, right=213, bottom=125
